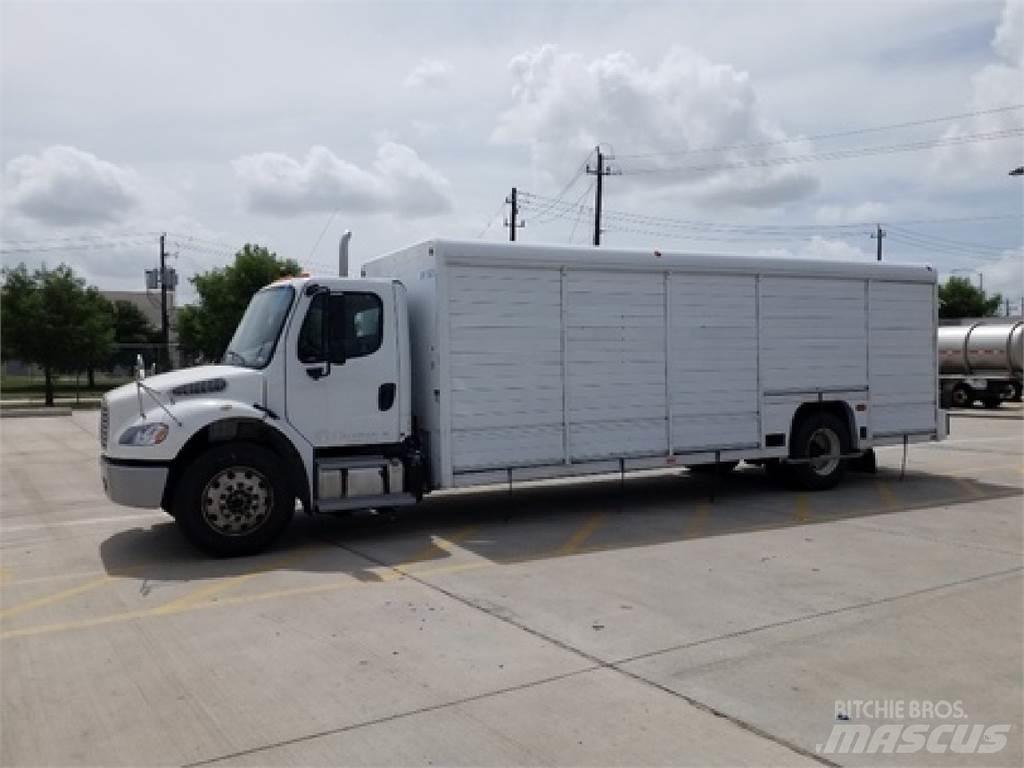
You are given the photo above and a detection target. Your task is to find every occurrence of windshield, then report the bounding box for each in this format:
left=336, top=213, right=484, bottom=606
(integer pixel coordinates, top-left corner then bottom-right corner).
left=222, top=285, right=295, bottom=369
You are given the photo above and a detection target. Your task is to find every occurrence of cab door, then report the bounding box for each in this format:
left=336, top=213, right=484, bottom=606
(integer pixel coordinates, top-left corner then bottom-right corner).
left=285, top=282, right=401, bottom=447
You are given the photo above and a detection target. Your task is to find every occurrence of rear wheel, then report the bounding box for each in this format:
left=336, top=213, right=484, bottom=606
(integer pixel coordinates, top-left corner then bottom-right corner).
left=789, top=412, right=849, bottom=491
left=950, top=383, right=973, bottom=408
left=173, top=442, right=294, bottom=556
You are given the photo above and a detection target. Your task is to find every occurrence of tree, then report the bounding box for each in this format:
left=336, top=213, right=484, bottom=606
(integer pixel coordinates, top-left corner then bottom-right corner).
left=75, top=289, right=115, bottom=389
left=938, top=277, right=1002, bottom=319
left=178, top=244, right=301, bottom=362
left=0, top=263, right=115, bottom=405
left=112, top=300, right=158, bottom=344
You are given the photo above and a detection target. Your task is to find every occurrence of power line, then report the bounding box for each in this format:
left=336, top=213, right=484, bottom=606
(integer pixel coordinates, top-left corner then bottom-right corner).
left=615, top=104, right=1024, bottom=160
left=885, top=225, right=1012, bottom=253
left=476, top=198, right=509, bottom=238
left=620, top=127, right=1024, bottom=176
left=0, top=230, right=159, bottom=246
left=163, top=232, right=239, bottom=250
left=306, top=211, right=339, bottom=260
left=518, top=150, right=593, bottom=223
left=0, top=238, right=156, bottom=255
left=567, top=181, right=595, bottom=243
left=886, top=233, right=1001, bottom=259
left=518, top=190, right=1023, bottom=236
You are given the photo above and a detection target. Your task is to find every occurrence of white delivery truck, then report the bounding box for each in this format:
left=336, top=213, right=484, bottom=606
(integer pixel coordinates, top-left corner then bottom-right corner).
left=99, top=239, right=945, bottom=555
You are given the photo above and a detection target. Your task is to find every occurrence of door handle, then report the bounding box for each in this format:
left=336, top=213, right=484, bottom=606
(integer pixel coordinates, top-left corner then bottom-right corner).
left=378, top=382, right=396, bottom=411
left=306, top=365, right=328, bottom=380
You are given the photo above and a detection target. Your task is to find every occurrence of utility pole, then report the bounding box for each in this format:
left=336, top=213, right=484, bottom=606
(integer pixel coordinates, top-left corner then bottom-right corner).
left=871, top=224, right=886, bottom=261
left=159, top=232, right=169, bottom=371
left=586, top=146, right=619, bottom=246
left=504, top=187, right=525, bottom=241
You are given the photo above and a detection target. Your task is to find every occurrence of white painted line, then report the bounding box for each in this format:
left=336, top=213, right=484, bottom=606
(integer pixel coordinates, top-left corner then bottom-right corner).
left=0, top=512, right=166, bottom=534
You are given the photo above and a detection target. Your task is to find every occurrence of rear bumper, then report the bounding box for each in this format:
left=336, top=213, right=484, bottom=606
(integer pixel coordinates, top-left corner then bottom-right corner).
left=100, top=456, right=168, bottom=509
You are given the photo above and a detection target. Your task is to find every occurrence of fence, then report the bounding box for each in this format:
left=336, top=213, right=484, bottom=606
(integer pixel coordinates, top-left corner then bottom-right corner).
left=0, top=343, right=184, bottom=404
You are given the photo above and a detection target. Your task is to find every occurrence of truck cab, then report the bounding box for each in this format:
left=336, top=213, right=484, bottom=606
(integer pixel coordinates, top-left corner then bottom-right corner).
left=99, top=276, right=420, bottom=555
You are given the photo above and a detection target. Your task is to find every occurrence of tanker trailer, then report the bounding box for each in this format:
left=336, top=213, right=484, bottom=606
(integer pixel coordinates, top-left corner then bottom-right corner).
left=938, top=321, right=1023, bottom=408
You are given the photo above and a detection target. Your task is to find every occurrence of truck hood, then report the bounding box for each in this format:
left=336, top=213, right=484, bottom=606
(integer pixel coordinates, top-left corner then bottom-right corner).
left=101, top=364, right=264, bottom=421
left=102, top=365, right=266, bottom=450
left=105, top=364, right=265, bottom=404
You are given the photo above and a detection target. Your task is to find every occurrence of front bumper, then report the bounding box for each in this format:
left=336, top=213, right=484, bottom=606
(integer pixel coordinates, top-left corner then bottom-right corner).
left=100, top=456, right=169, bottom=509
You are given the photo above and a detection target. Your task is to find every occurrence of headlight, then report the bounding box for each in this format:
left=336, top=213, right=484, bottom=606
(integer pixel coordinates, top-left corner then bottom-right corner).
left=119, top=423, right=169, bottom=446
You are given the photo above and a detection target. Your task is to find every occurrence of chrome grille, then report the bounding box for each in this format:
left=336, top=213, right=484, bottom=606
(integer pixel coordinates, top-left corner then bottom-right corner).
left=99, top=399, right=109, bottom=450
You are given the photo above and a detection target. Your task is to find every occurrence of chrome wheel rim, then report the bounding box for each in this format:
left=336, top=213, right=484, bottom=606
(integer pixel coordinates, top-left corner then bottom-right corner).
left=201, top=466, right=273, bottom=536
left=807, top=428, right=841, bottom=477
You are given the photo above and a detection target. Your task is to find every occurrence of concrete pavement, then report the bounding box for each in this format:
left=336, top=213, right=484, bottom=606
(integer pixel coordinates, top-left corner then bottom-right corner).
left=0, top=407, right=1020, bottom=766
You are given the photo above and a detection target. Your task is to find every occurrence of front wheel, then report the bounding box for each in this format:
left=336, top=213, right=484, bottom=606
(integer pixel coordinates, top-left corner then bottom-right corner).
left=789, top=413, right=849, bottom=491
left=173, top=442, right=294, bottom=556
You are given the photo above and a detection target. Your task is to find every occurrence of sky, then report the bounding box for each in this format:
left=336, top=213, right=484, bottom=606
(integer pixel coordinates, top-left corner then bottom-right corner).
left=1, top=0, right=1022, bottom=307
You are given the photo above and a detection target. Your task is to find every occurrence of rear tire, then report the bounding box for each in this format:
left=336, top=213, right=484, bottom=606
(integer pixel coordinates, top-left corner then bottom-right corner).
left=173, top=442, right=294, bottom=556
left=950, top=383, right=973, bottom=408
left=788, top=412, right=849, bottom=491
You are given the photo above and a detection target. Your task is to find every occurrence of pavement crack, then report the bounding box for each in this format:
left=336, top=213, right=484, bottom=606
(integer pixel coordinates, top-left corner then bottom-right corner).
left=180, top=539, right=1020, bottom=768
left=834, top=518, right=1023, bottom=556
left=308, top=535, right=838, bottom=768
left=180, top=667, right=595, bottom=768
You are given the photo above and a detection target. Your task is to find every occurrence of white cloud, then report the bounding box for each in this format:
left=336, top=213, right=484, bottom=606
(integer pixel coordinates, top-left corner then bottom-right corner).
left=233, top=142, right=453, bottom=218
left=3, top=145, right=141, bottom=226
left=930, top=0, right=1024, bottom=180
left=975, top=247, right=1024, bottom=301
left=403, top=58, right=454, bottom=89
left=757, top=236, right=870, bottom=262
left=492, top=45, right=819, bottom=208
left=815, top=202, right=888, bottom=225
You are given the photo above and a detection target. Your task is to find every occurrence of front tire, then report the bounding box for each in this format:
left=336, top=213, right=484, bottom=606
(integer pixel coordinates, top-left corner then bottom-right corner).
left=173, top=442, right=294, bottom=556
left=789, top=412, right=849, bottom=491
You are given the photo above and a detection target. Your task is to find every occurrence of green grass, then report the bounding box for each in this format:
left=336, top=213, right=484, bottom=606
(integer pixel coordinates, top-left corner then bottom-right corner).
left=0, top=374, right=130, bottom=401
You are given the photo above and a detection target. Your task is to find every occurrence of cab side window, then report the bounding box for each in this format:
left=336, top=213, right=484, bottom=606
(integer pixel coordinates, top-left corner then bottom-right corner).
left=297, top=292, right=383, bottom=363
left=341, top=293, right=383, bottom=359
left=297, top=294, right=326, bottom=363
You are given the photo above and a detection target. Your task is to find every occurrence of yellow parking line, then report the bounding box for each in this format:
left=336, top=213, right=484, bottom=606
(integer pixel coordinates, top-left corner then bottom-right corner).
left=684, top=502, right=712, bottom=538
left=0, top=557, right=496, bottom=642
left=0, top=575, right=114, bottom=620
left=795, top=494, right=811, bottom=522
left=875, top=480, right=899, bottom=510
left=150, top=550, right=311, bottom=615
left=556, top=513, right=606, bottom=556
left=952, top=476, right=982, bottom=499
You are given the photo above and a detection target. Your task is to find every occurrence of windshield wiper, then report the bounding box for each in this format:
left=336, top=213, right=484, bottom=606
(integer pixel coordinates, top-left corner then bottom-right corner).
left=223, top=349, right=250, bottom=367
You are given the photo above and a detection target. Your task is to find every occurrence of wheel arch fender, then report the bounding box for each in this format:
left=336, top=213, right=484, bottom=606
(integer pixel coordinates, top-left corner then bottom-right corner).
left=788, top=400, right=857, bottom=455
left=161, top=404, right=311, bottom=513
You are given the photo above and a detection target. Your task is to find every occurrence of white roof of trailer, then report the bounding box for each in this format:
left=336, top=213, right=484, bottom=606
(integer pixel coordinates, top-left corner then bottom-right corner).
left=375, top=238, right=937, bottom=283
